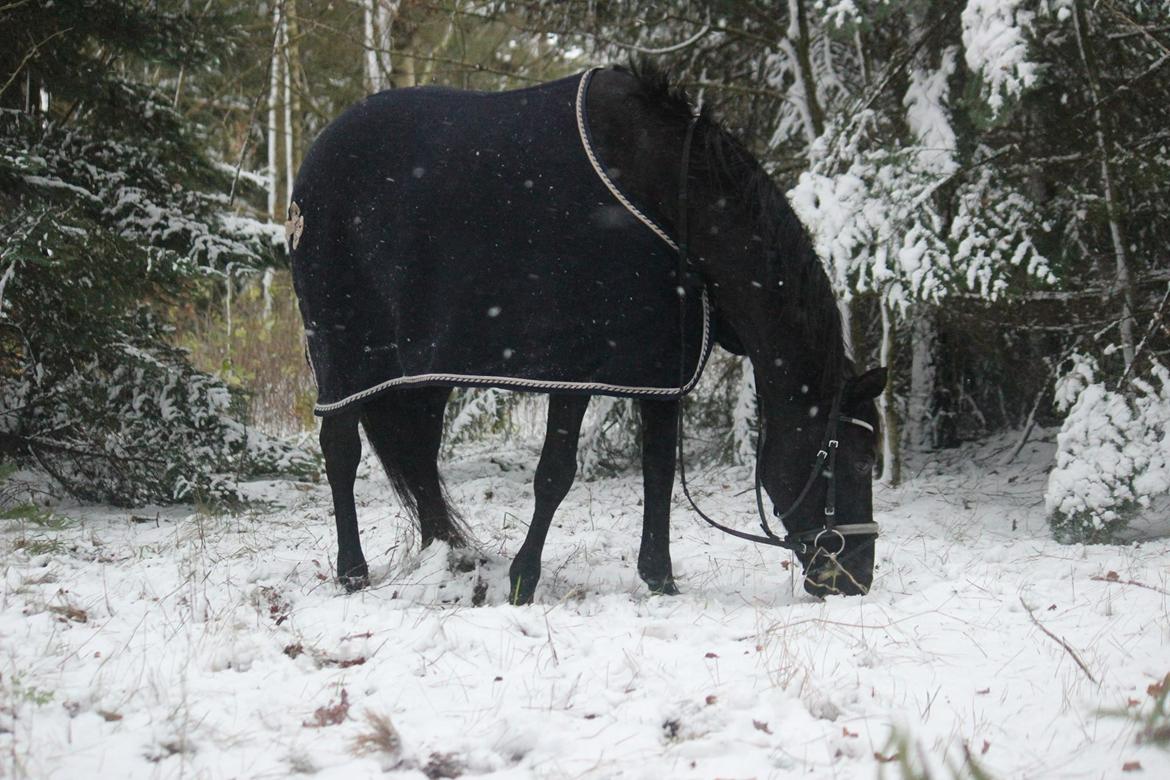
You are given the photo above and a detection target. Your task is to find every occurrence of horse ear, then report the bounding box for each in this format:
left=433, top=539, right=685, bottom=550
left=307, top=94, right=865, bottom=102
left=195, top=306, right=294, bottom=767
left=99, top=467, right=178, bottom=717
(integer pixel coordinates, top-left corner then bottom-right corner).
left=846, top=367, right=887, bottom=403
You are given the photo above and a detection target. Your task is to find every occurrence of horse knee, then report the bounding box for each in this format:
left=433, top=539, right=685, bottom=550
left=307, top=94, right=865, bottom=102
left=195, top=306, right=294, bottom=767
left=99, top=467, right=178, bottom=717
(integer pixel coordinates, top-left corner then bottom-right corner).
left=533, top=454, right=577, bottom=508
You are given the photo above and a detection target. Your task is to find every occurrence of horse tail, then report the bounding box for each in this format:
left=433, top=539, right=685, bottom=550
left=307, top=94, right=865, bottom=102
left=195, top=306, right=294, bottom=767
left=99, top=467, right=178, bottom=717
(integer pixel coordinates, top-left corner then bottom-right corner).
left=359, top=394, right=471, bottom=548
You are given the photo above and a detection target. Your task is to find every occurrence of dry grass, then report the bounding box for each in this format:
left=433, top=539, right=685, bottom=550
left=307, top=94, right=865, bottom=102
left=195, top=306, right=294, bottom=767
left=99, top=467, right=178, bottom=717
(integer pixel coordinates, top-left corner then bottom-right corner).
left=169, top=269, right=316, bottom=435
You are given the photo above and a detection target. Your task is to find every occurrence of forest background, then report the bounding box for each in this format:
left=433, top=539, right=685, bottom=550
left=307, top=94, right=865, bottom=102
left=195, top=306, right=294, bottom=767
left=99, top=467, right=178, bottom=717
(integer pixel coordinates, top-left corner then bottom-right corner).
left=1, top=0, right=1168, bottom=543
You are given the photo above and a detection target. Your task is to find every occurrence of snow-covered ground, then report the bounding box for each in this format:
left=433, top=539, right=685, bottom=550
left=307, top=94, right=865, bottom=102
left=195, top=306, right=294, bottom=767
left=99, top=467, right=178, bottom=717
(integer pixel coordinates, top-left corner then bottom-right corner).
left=2, top=432, right=1168, bottom=779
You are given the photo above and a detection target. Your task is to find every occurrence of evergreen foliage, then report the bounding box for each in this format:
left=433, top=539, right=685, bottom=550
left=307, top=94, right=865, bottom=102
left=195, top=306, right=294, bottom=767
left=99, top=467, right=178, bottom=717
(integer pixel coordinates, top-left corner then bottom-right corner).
left=0, top=0, right=311, bottom=506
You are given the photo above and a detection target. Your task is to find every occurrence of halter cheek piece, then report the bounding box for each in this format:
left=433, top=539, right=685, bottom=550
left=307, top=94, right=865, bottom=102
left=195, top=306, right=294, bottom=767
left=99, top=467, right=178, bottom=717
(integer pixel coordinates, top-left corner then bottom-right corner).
left=753, top=389, right=880, bottom=555
left=674, top=112, right=880, bottom=557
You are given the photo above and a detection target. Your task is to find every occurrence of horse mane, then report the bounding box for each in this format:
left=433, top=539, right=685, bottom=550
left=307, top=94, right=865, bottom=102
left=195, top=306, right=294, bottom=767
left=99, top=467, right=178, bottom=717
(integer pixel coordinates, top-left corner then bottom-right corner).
left=623, top=61, right=848, bottom=394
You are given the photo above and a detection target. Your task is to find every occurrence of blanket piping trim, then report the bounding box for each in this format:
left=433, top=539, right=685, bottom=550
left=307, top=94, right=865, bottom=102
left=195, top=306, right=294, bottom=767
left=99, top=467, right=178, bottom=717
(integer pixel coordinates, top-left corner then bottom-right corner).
left=574, top=68, right=679, bottom=253
left=312, top=70, right=712, bottom=415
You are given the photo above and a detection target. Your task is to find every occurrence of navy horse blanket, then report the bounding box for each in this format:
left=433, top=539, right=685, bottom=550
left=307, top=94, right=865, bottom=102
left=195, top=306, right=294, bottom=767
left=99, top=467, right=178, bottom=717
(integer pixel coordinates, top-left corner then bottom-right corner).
left=289, top=69, right=710, bottom=415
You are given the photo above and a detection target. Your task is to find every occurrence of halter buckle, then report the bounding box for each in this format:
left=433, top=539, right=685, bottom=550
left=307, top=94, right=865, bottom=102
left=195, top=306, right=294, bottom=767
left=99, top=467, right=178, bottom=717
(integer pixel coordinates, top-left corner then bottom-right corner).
left=824, top=506, right=836, bottom=517
left=828, top=439, right=839, bottom=449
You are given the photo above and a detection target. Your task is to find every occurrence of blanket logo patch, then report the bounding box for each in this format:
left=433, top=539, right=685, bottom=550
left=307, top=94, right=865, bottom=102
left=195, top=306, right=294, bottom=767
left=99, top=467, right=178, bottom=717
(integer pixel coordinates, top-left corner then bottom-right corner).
left=285, top=201, right=304, bottom=250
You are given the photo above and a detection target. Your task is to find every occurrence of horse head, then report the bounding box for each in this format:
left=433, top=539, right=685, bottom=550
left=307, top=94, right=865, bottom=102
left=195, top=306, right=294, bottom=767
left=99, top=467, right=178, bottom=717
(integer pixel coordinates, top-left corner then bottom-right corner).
left=756, top=367, right=886, bottom=597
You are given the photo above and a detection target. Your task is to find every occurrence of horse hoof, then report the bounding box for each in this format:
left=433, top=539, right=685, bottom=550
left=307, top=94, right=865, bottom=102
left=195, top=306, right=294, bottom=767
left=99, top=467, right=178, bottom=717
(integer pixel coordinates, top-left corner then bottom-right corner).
left=508, top=573, right=537, bottom=606
left=338, top=558, right=369, bottom=592
left=646, top=578, right=680, bottom=596
left=341, top=574, right=369, bottom=593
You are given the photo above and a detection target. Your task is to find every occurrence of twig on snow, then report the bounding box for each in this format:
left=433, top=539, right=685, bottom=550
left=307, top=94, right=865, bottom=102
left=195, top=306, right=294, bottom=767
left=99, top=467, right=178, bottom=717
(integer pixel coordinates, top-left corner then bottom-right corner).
left=1019, top=596, right=1098, bottom=684
left=1091, top=572, right=1170, bottom=597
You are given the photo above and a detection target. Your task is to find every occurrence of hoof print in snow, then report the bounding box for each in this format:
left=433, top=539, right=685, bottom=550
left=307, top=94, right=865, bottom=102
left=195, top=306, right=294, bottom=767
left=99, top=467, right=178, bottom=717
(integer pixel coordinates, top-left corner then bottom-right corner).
left=145, top=736, right=195, bottom=763
left=471, top=578, right=488, bottom=607
left=423, top=751, right=464, bottom=779
left=447, top=547, right=486, bottom=574
left=662, top=718, right=682, bottom=741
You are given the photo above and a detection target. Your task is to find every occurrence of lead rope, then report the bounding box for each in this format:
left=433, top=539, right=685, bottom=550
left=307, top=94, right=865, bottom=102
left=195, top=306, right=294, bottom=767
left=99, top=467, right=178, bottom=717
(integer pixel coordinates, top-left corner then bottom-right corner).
left=672, top=113, right=793, bottom=551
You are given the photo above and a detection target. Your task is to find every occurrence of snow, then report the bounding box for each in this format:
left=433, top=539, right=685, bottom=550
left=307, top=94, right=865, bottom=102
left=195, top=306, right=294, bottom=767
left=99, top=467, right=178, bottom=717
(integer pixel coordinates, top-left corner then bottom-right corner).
left=2, top=433, right=1168, bottom=778
left=961, top=0, right=1039, bottom=115
left=1048, top=359, right=1170, bottom=537
left=903, top=47, right=959, bottom=175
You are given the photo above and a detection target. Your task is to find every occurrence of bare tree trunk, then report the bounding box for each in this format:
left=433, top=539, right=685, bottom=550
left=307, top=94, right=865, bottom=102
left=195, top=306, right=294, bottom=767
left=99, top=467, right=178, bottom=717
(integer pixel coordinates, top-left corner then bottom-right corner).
left=376, top=1, right=397, bottom=83
left=906, top=305, right=938, bottom=451
left=282, top=3, right=294, bottom=203
left=1073, top=0, right=1137, bottom=368
left=837, top=298, right=855, bottom=360
left=878, top=301, right=900, bottom=486
left=362, top=0, right=383, bottom=93
left=267, top=1, right=283, bottom=220
left=783, top=0, right=825, bottom=145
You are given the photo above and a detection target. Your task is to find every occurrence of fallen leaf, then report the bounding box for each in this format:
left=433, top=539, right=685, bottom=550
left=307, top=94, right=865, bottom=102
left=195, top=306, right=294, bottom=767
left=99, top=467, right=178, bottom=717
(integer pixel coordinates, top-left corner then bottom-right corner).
left=705, top=695, right=717, bottom=706
left=49, top=605, right=88, bottom=623
left=752, top=719, right=772, bottom=735
left=303, top=689, right=349, bottom=728
left=1122, top=761, right=1142, bottom=772
left=976, top=688, right=990, bottom=695
left=874, top=752, right=900, bottom=763
left=842, top=726, right=858, bottom=738
left=981, top=740, right=991, bottom=755
left=704, top=652, right=719, bottom=659
left=1105, top=571, right=1120, bottom=581
left=98, top=710, right=123, bottom=722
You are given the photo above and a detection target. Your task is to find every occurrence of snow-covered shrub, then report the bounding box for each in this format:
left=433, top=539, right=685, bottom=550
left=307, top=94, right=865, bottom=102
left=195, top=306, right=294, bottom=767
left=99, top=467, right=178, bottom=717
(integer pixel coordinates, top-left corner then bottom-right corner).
left=1046, top=355, right=1170, bottom=543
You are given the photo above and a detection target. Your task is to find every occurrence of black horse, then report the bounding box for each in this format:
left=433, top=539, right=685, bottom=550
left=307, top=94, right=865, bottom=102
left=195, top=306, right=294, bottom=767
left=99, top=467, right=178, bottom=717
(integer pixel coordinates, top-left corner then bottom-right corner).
left=289, top=65, right=886, bottom=604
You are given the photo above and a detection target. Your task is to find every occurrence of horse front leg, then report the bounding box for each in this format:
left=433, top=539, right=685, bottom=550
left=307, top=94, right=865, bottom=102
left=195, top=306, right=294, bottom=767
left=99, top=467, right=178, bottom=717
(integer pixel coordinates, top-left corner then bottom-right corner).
left=320, top=409, right=368, bottom=591
left=508, top=394, right=590, bottom=605
left=638, top=399, right=680, bottom=595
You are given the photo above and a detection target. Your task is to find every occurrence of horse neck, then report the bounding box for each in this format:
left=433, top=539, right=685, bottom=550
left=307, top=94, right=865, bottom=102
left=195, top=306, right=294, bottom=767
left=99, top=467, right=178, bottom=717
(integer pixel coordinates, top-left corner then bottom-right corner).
left=690, top=201, right=847, bottom=410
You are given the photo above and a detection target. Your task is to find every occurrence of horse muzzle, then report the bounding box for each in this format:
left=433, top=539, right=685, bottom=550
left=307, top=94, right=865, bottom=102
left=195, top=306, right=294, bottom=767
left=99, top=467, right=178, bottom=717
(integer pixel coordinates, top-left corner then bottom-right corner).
left=799, top=534, right=875, bottom=597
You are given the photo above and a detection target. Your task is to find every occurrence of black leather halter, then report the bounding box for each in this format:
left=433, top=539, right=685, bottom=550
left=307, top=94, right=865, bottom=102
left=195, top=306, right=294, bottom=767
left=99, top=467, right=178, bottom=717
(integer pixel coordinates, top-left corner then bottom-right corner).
left=673, top=113, right=879, bottom=556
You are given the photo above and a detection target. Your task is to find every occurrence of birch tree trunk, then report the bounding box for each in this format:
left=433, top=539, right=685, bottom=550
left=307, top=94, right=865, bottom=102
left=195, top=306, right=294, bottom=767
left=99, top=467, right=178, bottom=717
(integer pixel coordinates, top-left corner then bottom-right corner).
left=267, top=1, right=282, bottom=219
left=376, top=1, right=397, bottom=84
left=362, top=0, right=383, bottom=93
left=282, top=2, right=294, bottom=202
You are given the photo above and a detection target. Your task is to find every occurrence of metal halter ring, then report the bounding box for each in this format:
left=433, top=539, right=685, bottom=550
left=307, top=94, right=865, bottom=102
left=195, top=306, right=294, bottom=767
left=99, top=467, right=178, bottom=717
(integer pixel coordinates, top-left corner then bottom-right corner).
left=813, top=528, right=846, bottom=556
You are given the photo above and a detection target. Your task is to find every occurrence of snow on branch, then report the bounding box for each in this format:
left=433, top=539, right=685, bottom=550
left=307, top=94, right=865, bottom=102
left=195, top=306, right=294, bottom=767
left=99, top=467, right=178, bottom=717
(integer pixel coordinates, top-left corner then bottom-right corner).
left=961, top=0, right=1040, bottom=118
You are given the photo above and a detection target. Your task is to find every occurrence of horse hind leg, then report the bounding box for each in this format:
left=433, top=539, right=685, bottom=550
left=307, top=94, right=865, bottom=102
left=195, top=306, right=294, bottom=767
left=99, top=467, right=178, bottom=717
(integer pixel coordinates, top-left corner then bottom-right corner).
left=360, top=387, right=469, bottom=549
left=320, top=409, right=369, bottom=591
left=508, top=394, right=590, bottom=605
left=638, top=399, right=680, bottom=595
